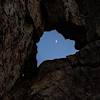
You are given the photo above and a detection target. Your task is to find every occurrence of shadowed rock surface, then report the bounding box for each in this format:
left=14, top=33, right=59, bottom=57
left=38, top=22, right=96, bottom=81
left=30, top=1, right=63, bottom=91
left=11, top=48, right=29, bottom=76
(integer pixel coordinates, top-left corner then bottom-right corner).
left=0, top=0, right=100, bottom=99
left=2, top=40, right=100, bottom=100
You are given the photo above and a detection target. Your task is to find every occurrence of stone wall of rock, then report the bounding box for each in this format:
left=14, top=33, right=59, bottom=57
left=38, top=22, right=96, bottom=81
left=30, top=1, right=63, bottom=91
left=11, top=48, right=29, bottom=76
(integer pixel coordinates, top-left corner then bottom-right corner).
left=0, top=0, right=41, bottom=96
left=0, top=0, right=100, bottom=99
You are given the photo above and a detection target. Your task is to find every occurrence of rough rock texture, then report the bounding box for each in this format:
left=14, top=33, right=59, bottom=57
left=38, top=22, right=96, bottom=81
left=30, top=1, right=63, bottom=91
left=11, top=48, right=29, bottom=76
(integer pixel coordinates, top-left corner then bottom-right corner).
left=2, top=40, right=100, bottom=99
left=0, top=0, right=100, bottom=99
left=0, top=0, right=39, bottom=96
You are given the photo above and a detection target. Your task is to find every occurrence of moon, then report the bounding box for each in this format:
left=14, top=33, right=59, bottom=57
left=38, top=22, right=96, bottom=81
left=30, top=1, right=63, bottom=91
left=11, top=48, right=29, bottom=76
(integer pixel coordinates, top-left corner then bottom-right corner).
left=55, top=40, right=58, bottom=43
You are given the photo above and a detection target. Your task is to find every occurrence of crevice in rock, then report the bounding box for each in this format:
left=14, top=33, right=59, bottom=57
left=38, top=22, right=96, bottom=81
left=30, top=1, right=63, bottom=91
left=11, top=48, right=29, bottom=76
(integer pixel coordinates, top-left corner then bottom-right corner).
left=36, top=30, right=78, bottom=66
left=21, top=44, right=38, bottom=79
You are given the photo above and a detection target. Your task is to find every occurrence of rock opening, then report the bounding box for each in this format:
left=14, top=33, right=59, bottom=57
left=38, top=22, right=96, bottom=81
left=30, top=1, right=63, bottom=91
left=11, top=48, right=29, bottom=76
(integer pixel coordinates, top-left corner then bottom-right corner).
left=37, top=30, right=78, bottom=66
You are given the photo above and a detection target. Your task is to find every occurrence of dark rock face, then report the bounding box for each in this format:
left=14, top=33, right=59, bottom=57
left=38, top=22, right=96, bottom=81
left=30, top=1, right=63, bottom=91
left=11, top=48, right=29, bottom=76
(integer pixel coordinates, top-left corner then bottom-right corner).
left=0, top=0, right=100, bottom=99
left=0, top=0, right=39, bottom=97
left=3, top=46, right=100, bottom=100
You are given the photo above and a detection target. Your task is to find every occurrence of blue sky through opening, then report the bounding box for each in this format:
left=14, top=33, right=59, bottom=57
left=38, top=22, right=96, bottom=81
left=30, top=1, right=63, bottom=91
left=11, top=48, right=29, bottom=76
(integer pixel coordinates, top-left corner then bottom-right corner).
left=37, top=30, right=78, bottom=66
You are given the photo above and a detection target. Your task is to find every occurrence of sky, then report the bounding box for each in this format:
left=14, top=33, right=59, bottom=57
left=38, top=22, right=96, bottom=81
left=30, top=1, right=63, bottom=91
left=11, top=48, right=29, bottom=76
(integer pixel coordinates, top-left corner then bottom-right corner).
left=36, top=30, right=78, bottom=66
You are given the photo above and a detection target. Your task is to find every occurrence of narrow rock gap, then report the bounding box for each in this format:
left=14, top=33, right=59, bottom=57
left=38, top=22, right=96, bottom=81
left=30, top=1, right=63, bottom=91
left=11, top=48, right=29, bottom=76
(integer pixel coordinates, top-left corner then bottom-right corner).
left=36, top=30, right=79, bottom=66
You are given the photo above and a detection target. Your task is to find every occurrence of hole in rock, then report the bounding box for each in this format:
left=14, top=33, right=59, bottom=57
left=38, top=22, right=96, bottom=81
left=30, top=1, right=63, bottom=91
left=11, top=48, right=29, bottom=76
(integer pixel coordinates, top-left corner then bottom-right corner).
left=37, top=30, right=78, bottom=66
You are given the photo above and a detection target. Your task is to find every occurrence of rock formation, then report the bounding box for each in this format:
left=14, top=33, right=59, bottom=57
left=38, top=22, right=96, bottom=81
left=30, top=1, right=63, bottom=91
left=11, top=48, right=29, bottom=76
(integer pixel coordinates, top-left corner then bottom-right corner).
left=0, top=0, right=100, bottom=99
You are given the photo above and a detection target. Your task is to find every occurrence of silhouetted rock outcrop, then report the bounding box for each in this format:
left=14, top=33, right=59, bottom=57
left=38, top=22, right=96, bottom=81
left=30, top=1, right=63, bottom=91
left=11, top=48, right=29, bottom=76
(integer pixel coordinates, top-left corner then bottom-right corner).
left=0, top=0, right=100, bottom=99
